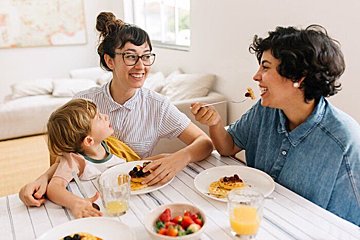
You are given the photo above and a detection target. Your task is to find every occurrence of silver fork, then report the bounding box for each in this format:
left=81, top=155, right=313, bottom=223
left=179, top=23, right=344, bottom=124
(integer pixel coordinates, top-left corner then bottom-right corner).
left=71, top=171, right=100, bottom=210
left=201, top=98, right=247, bottom=107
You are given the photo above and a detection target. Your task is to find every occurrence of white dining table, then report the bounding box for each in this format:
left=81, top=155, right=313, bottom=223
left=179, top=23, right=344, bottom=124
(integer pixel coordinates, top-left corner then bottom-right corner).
left=0, top=151, right=359, bottom=240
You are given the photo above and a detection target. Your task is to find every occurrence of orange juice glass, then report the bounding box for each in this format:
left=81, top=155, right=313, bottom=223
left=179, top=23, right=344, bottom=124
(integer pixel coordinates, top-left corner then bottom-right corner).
left=98, top=173, right=130, bottom=217
left=228, top=189, right=264, bottom=239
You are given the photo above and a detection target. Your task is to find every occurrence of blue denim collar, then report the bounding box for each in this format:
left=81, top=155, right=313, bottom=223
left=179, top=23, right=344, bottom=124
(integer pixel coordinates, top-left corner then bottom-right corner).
left=277, top=97, right=326, bottom=146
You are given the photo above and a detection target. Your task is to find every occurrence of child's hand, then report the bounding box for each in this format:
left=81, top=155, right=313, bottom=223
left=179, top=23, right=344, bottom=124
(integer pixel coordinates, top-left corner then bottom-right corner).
left=69, top=192, right=103, bottom=218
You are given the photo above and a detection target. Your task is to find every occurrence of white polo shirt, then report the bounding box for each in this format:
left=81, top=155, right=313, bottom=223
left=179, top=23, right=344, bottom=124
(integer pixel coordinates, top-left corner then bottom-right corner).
left=75, top=82, right=191, bottom=158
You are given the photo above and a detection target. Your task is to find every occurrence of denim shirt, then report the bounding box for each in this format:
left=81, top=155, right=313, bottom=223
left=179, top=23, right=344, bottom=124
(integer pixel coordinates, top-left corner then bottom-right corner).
left=228, top=97, right=360, bottom=225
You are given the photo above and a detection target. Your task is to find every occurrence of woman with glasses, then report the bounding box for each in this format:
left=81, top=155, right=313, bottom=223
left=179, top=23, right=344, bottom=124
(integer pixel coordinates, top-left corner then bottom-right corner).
left=191, top=25, right=360, bottom=225
left=19, top=12, right=213, bottom=207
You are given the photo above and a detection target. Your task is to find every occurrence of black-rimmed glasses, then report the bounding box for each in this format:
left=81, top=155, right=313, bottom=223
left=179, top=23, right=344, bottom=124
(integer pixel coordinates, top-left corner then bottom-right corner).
left=115, top=52, right=156, bottom=66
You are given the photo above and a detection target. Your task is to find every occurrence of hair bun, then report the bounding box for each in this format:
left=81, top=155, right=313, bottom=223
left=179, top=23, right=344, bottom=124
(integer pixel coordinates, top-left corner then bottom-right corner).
left=96, top=12, right=125, bottom=38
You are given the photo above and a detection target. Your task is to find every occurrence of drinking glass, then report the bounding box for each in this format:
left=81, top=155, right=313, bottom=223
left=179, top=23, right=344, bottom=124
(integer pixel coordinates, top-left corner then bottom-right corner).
left=227, top=188, right=264, bottom=239
left=98, top=173, right=130, bottom=216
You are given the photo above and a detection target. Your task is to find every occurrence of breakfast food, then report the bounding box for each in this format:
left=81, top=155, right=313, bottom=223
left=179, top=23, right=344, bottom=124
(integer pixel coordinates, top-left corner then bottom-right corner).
left=155, top=208, right=203, bottom=237
left=130, top=181, right=148, bottom=191
left=61, top=232, right=102, bottom=240
left=128, top=161, right=152, bottom=191
left=245, top=87, right=256, bottom=100
left=208, top=174, right=245, bottom=198
left=208, top=181, right=228, bottom=198
left=219, top=174, right=244, bottom=190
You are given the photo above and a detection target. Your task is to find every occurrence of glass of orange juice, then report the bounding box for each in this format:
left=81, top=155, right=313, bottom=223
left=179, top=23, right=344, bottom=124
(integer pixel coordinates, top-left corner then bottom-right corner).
left=227, top=188, right=264, bottom=239
left=98, top=173, right=130, bottom=216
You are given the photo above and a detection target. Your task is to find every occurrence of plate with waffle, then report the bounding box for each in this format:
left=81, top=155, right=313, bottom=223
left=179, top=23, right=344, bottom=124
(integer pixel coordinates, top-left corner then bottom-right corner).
left=194, top=165, right=275, bottom=202
left=100, top=160, right=173, bottom=195
left=37, top=217, right=136, bottom=240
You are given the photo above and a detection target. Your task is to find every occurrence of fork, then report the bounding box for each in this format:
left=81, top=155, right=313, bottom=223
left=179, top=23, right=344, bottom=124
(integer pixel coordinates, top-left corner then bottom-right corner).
left=206, top=192, right=276, bottom=200
left=71, top=171, right=100, bottom=210
left=201, top=98, right=247, bottom=107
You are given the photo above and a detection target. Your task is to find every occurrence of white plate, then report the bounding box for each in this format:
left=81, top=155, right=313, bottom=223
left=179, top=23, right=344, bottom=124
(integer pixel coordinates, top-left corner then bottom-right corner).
left=100, top=160, right=174, bottom=195
left=194, top=165, right=275, bottom=202
left=36, top=217, right=136, bottom=240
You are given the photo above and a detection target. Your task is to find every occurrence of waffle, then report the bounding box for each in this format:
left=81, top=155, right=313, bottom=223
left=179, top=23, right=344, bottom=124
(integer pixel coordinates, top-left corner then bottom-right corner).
left=208, top=181, right=228, bottom=198
left=130, top=176, right=145, bottom=183
left=218, top=174, right=244, bottom=190
left=208, top=174, right=245, bottom=199
left=245, top=87, right=256, bottom=100
left=130, top=181, right=148, bottom=191
left=129, top=161, right=151, bottom=191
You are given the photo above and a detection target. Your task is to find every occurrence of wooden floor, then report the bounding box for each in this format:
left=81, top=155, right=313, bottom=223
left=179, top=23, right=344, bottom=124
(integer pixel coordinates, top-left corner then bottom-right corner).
left=0, top=135, right=50, bottom=197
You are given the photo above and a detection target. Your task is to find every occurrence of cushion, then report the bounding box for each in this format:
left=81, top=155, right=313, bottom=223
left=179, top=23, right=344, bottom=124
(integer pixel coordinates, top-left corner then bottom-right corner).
left=165, top=69, right=183, bottom=82
left=97, top=72, right=113, bottom=85
left=52, top=78, right=98, bottom=97
left=143, top=71, right=166, bottom=92
left=160, top=73, right=215, bottom=101
left=0, top=95, right=72, bottom=140
left=11, top=78, right=53, bottom=99
left=69, top=67, right=107, bottom=82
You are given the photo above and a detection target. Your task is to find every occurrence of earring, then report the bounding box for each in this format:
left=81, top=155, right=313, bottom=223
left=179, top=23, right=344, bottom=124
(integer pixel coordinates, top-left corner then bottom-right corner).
left=293, top=82, right=300, bottom=88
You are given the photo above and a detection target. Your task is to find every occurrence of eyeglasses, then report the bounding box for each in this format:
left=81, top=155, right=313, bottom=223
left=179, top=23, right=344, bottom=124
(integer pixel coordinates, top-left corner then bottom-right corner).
left=115, top=52, right=156, bottom=66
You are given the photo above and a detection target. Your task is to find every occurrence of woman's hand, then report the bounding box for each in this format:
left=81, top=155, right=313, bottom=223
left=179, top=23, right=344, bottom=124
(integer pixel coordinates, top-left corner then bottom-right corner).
left=142, top=153, right=189, bottom=185
left=191, top=102, right=240, bottom=157
left=19, top=175, right=48, bottom=207
left=191, top=102, right=222, bottom=127
left=19, top=162, right=59, bottom=207
left=69, top=192, right=103, bottom=218
left=141, top=122, right=213, bottom=186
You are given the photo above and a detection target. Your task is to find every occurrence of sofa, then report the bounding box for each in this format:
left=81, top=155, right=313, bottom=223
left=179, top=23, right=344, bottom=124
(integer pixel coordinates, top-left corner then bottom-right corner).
left=0, top=67, right=227, bottom=154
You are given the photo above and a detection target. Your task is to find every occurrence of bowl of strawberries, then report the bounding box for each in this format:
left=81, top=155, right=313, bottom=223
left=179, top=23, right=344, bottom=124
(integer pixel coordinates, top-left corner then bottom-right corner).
left=144, top=203, right=207, bottom=240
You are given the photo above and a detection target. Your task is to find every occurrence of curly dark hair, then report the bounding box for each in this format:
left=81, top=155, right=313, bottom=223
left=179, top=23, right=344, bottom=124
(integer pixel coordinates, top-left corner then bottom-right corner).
left=249, top=25, right=345, bottom=102
left=96, top=12, right=152, bottom=71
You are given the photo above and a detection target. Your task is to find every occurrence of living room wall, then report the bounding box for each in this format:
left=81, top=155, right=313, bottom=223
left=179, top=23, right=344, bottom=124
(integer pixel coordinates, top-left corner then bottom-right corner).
left=1, top=0, right=359, bottom=125
left=0, top=0, right=122, bottom=100
left=152, top=0, right=360, bottom=124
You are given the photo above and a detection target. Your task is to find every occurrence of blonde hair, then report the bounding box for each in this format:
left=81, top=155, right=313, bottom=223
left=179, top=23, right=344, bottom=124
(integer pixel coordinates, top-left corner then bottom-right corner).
left=47, top=99, right=97, bottom=156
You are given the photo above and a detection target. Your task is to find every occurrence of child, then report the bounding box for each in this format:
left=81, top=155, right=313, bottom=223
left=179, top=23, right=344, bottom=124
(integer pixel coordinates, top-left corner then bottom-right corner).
left=46, top=98, right=141, bottom=218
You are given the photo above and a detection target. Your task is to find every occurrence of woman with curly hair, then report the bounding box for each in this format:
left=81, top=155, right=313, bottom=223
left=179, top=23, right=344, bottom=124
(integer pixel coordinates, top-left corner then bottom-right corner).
left=192, top=25, right=360, bottom=225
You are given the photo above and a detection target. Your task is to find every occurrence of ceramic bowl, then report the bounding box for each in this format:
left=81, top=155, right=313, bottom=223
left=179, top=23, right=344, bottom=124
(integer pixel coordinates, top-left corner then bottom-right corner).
left=144, top=203, right=207, bottom=240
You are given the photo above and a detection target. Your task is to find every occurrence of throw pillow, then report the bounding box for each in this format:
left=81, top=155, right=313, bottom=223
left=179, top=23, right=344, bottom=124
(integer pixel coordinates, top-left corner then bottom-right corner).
left=11, top=78, right=53, bottom=99
left=143, top=71, right=166, bottom=92
left=52, top=78, right=97, bottom=97
left=160, top=73, right=216, bottom=101
left=97, top=72, right=113, bottom=85
left=165, top=69, right=183, bottom=82
left=69, top=67, right=107, bottom=82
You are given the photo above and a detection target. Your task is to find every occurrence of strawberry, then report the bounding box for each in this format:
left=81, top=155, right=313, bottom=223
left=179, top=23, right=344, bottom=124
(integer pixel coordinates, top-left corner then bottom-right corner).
left=184, top=210, right=191, bottom=217
left=194, top=218, right=203, bottom=226
left=190, top=213, right=199, bottom=221
left=165, top=221, right=176, bottom=228
left=159, top=208, right=171, bottom=222
left=171, top=215, right=183, bottom=224
left=181, top=216, right=194, bottom=229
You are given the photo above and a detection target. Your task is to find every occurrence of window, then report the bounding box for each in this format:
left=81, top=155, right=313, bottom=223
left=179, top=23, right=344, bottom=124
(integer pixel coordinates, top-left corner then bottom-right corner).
left=124, top=0, right=190, bottom=50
